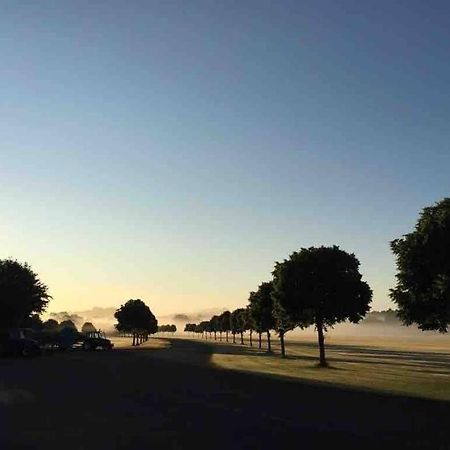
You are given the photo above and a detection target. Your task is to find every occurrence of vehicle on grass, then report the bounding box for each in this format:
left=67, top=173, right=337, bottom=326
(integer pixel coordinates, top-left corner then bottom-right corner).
left=81, top=330, right=113, bottom=351
left=0, top=329, right=41, bottom=357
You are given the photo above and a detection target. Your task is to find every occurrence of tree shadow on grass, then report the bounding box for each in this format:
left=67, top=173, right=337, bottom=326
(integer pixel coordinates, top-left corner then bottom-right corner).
left=161, top=337, right=450, bottom=378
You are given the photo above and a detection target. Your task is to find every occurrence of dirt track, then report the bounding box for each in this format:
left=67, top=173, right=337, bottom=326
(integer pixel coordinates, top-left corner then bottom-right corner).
left=1, top=338, right=448, bottom=449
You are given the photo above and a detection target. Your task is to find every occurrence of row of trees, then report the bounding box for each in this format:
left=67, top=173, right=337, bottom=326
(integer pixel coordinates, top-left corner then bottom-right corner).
left=114, top=299, right=158, bottom=346
left=186, top=198, right=450, bottom=366
left=157, top=324, right=177, bottom=334
left=185, top=246, right=371, bottom=366
left=40, top=319, right=97, bottom=334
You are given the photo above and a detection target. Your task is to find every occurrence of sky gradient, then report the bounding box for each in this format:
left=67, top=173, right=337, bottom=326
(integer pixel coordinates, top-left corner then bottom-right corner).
left=1, top=1, right=449, bottom=317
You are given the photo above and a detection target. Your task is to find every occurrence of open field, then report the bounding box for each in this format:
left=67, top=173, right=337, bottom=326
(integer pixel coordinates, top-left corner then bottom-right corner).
left=0, top=337, right=449, bottom=449
left=179, top=333, right=450, bottom=401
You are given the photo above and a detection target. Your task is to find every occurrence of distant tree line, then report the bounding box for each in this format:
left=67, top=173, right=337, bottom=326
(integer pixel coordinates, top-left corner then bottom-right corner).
left=1, top=197, right=449, bottom=359
left=184, top=198, right=450, bottom=366
left=158, top=324, right=177, bottom=334
left=363, top=309, right=400, bottom=325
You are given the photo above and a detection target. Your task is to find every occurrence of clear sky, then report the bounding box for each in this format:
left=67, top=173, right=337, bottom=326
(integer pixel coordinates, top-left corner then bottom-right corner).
left=1, top=0, right=449, bottom=317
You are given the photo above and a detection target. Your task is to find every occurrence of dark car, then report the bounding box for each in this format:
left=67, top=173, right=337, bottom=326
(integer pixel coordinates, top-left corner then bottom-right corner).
left=0, top=329, right=41, bottom=357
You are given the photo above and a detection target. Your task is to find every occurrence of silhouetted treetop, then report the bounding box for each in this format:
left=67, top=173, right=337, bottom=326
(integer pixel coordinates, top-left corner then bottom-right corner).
left=0, top=258, right=51, bottom=328
left=391, top=198, right=450, bottom=332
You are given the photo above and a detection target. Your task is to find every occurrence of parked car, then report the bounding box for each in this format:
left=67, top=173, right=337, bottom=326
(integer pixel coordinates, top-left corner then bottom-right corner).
left=0, top=329, right=41, bottom=357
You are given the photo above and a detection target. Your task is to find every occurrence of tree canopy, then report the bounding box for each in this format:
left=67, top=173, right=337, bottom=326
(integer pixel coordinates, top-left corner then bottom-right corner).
left=390, top=198, right=450, bottom=333
left=272, top=246, right=372, bottom=366
left=0, top=258, right=51, bottom=328
left=81, top=322, right=97, bottom=334
left=43, top=318, right=59, bottom=332
left=60, top=320, right=77, bottom=331
left=248, top=281, right=276, bottom=334
left=114, top=299, right=158, bottom=344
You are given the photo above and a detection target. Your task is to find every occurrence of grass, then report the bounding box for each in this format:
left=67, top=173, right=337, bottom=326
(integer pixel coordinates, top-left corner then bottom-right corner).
left=111, top=336, right=170, bottom=350
left=198, top=335, right=450, bottom=401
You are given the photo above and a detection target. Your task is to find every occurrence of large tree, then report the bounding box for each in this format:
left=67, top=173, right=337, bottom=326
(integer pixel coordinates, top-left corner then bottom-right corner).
left=0, top=258, right=51, bottom=328
left=272, top=246, right=372, bottom=366
left=114, top=299, right=158, bottom=346
left=248, top=282, right=276, bottom=351
left=390, top=198, right=450, bottom=333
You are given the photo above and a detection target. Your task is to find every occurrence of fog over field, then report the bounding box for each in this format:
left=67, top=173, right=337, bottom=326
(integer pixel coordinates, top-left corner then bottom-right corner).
left=46, top=306, right=450, bottom=348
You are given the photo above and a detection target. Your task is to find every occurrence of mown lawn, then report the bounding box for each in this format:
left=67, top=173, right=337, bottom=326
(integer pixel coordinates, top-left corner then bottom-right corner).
left=202, top=335, right=450, bottom=401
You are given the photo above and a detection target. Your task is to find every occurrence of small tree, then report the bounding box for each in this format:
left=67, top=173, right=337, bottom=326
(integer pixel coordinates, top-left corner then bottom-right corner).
left=197, top=321, right=209, bottom=339
left=390, top=198, right=450, bottom=332
left=273, top=300, right=296, bottom=358
left=230, top=308, right=248, bottom=345
left=0, top=258, right=51, bottom=328
left=272, top=246, right=372, bottom=366
left=60, top=320, right=77, bottom=331
left=114, top=299, right=158, bottom=345
left=81, top=322, right=96, bottom=334
left=184, top=323, right=197, bottom=337
left=209, top=315, right=220, bottom=340
left=219, top=311, right=231, bottom=342
left=43, top=318, right=59, bottom=332
left=248, top=282, right=276, bottom=352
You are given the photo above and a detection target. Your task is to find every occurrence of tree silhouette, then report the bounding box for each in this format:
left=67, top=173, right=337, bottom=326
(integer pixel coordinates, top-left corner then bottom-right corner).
left=272, top=246, right=372, bottom=366
left=391, top=198, right=450, bottom=332
left=59, top=320, right=77, bottom=331
left=43, top=318, right=59, bottom=332
left=184, top=323, right=197, bottom=337
left=273, top=300, right=295, bottom=358
left=0, top=258, right=51, bottom=328
left=209, top=315, right=220, bottom=340
left=197, top=321, right=209, bottom=339
left=219, top=311, right=231, bottom=342
left=114, top=299, right=158, bottom=345
left=248, top=282, right=276, bottom=351
left=230, top=308, right=248, bottom=345
left=81, top=322, right=96, bottom=334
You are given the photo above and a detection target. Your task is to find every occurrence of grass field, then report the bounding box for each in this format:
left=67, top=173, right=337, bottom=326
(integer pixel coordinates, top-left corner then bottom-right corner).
left=177, top=333, right=450, bottom=401
left=2, top=335, right=449, bottom=449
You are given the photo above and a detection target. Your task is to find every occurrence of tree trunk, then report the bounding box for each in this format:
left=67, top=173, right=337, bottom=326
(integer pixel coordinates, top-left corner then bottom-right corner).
left=132, top=333, right=136, bottom=346
left=280, top=331, right=286, bottom=358
left=317, top=320, right=327, bottom=367
left=267, top=331, right=271, bottom=352
left=226, top=331, right=229, bottom=342
left=249, top=330, right=253, bottom=347
left=233, top=333, right=236, bottom=344
left=219, top=332, right=222, bottom=341
left=240, top=332, right=244, bottom=345
left=214, top=331, right=217, bottom=341
left=258, top=332, right=262, bottom=349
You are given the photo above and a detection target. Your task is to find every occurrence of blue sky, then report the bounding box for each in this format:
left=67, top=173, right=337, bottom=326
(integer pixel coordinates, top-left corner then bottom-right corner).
left=1, top=0, right=449, bottom=315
